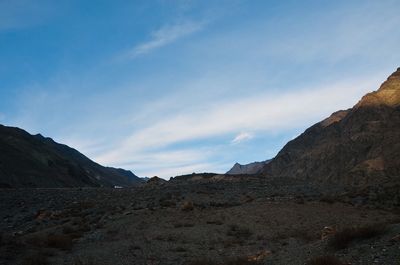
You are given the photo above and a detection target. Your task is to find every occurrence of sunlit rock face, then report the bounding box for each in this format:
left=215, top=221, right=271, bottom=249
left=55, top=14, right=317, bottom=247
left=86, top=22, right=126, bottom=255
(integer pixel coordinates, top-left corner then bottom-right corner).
left=356, top=67, right=400, bottom=108
left=262, top=68, right=400, bottom=187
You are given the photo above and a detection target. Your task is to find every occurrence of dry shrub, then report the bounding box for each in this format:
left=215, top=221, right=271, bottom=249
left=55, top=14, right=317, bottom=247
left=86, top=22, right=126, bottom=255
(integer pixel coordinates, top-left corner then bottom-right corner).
left=329, top=223, right=387, bottom=250
left=307, top=255, right=343, bottom=265
left=320, top=195, right=336, bottom=204
left=62, top=225, right=84, bottom=239
left=289, top=229, right=318, bottom=242
left=225, top=256, right=261, bottom=265
left=25, top=234, right=47, bottom=247
left=206, top=220, right=224, bottom=225
left=159, top=196, right=176, bottom=207
left=1, top=232, right=17, bottom=247
left=72, top=256, right=96, bottom=265
left=189, top=258, right=218, bottom=265
left=209, top=201, right=241, bottom=207
left=62, top=225, right=74, bottom=234
left=295, top=196, right=305, bottom=204
left=22, top=252, right=49, bottom=265
left=174, top=222, right=195, bottom=228
left=223, top=237, right=244, bottom=248
left=154, top=233, right=178, bottom=242
left=171, top=246, right=187, bottom=252
left=189, top=256, right=261, bottom=265
left=227, top=224, right=252, bottom=239
left=78, top=223, right=91, bottom=232
left=181, top=201, right=194, bottom=211
left=47, top=234, right=72, bottom=250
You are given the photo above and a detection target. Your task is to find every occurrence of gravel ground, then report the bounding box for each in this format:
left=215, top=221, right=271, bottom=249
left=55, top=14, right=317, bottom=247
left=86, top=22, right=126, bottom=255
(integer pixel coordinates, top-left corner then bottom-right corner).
left=1, top=178, right=399, bottom=265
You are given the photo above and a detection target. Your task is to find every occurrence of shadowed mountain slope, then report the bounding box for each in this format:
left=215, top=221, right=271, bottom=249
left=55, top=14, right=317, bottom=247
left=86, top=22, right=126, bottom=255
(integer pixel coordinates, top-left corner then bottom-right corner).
left=262, top=68, right=400, bottom=186
left=0, top=124, right=142, bottom=188
left=226, top=160, right=271, bottom=175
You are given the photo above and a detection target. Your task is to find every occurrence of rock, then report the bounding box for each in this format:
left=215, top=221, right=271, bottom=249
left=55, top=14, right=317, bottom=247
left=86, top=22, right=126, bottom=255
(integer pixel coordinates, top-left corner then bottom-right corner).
left=321, top=226, right=336, bottom=240
left=247, top=250, right=271, bottom=262
left=390, top=234, right=400, bottom=242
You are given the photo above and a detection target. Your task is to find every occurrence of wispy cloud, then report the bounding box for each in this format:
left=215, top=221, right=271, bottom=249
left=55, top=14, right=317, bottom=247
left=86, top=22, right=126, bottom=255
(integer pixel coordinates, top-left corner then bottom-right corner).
left=93, top=75, right=381, bottom=178
left=231, top=132, right=253, bottom=144
left=5, top=0, right=399, bottom=180
left=140, top=162, right=224, bottom=179
left=112, top=148, right=222, bottom=178
left=125, top=20, right=206, bottom=59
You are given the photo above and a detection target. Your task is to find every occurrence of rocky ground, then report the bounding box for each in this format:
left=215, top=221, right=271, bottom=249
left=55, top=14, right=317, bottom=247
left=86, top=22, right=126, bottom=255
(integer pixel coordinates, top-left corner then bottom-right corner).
left=1, top=177, right=400, bottom=265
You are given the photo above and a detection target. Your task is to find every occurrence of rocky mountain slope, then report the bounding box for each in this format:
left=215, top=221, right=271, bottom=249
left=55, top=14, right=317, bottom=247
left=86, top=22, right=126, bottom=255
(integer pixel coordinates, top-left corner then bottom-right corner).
left=226, top=160, right=271, bottom=175
left=262, top=68, right=400, bottom=187
left=0, top=124, right=142, bottom=188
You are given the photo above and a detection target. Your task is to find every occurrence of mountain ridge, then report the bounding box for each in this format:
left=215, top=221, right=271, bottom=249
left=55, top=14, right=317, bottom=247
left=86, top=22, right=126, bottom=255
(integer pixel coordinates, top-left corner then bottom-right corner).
left=0, top=124, right=142, bottom=188
left=226, top=160, right=271, bottom=175
left=261, top=68, right=400, bottom=186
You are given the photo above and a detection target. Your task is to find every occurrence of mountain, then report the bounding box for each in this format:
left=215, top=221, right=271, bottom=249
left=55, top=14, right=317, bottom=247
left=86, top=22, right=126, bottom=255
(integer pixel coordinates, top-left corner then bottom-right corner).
left=226, top=160, right=270, bottom=175
left=261, top=68, right=400, bottom=187
left=0, top=124, right=142, bottom=188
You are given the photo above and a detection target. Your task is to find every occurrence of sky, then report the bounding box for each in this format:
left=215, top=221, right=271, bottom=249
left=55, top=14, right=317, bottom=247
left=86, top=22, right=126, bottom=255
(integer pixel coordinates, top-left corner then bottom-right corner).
left=1, top=0, right=400, bottom=179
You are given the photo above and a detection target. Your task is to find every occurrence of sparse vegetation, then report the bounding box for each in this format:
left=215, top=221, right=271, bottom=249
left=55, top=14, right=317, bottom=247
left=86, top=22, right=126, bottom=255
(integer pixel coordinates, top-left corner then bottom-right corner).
left=22, top=252, right=49, bottom=265
left=288, top=228, right=318, bottom=242
left=227, top=224, right=252, bottom=239
left=159, top=199, right=176, bottom=207
left=62, top=224, right=85, bottom=239
left=189, top=256, right=262, bottom=265
left=25, top=234, right=47, bottom=247
left=62, top=225, right=75, bottom=234
left=320, top=195, right=336, bottom=204
left=47, top=234, right=73, bottom=250
left=206, top=220, right=224, bottom=225
left=181, top=201, right=194, bottom=211
left=329, top=223, right=387, bottom=250
left=170, top=246, right=187, bottom=252
left=173, top=222, right=195, bottom=228
left=306, top=255, right=343, bottom=265
left=1, top=181, right=399, bottom=264
left=72, top=256, right=96, bottom=265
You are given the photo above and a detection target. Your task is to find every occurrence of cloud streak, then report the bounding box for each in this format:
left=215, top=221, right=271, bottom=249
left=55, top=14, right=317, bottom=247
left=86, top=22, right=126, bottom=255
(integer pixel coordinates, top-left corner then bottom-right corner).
left=93, top=75, right=381, bottom=178
left=4, top=1, right=399, bottom=179
left=125, top=20, right=206, bottom=58
left=231, top=132, right=253, bottom=144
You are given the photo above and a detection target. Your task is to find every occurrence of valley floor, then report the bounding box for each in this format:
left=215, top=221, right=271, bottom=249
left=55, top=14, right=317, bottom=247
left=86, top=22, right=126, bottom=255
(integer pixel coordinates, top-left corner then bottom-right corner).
left=1, top=179, right=400, bottom=265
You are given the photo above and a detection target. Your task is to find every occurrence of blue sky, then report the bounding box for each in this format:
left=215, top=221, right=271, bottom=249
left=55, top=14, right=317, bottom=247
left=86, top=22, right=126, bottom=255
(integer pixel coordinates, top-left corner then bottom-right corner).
left=1, top=0, right=399, bottom=178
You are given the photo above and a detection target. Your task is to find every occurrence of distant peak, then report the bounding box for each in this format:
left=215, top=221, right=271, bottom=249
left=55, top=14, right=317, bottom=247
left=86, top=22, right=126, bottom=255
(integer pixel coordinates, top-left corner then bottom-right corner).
left=356, top=67, right=400, bottom=108
left=379, top=67, right=400, bottom=89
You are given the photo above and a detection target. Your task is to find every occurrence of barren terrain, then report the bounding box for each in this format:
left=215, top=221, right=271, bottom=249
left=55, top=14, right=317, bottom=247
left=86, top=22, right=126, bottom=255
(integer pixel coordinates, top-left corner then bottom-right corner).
left=1, top=178, right=399, bottom=265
